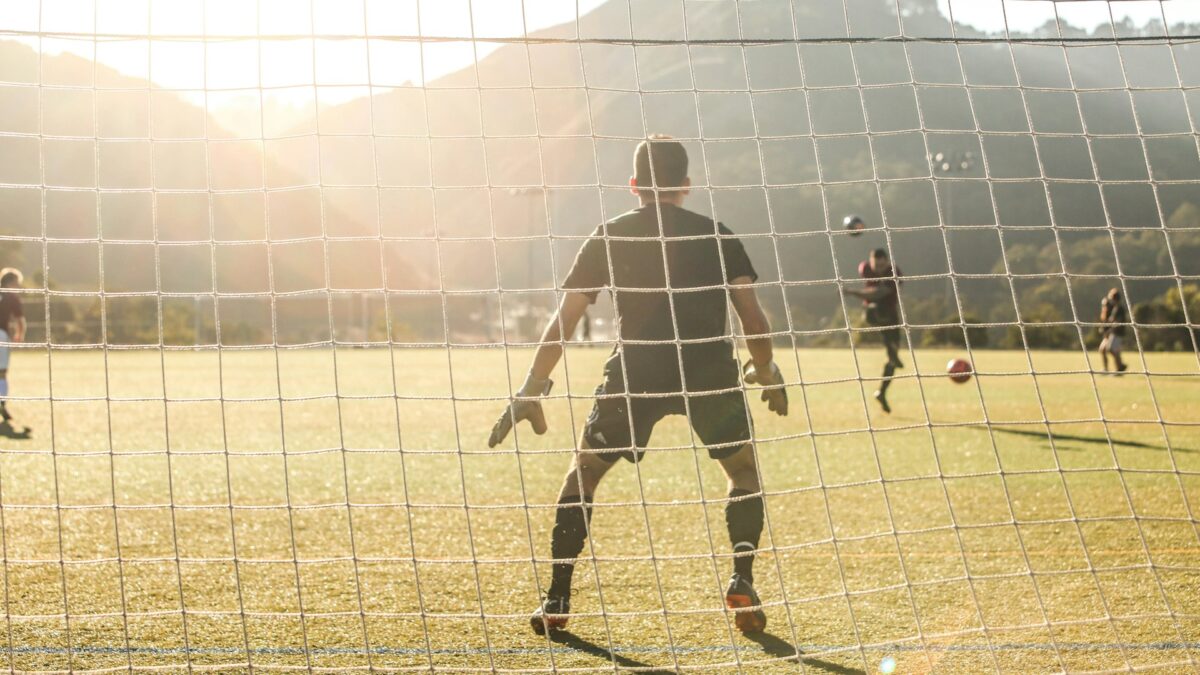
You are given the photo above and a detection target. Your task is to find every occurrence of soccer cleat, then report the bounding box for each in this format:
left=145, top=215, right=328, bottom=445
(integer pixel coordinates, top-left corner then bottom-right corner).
left=725, top=574, right=767, bottom=634
left=874, top=390, right=891, bottom=414
left=1117, top=363, right=1128, bottom=375
left=530, top=595, right=570, bottom=635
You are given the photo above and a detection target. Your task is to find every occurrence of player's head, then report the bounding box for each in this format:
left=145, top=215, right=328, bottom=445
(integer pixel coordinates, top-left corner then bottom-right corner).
left=631, top=135, right=690, bottom=203
left=1108, top=287, right=1121, bottom=302
left=0, top=268, right=22, bottom=289
left=870, top=248, right=891, bottom=274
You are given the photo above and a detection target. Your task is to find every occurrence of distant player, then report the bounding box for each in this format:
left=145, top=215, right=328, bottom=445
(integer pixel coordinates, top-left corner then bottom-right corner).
left=843, top=249, right=904, bottom=414
left=0, top=268, right=26, bottom=429
left=487, top=136, right=788, bottom=636
left=1099, top=287, right=1129, bottom=374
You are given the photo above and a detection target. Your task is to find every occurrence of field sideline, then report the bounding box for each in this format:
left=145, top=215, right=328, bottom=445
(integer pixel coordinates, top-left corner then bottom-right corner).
left=0, top=345, right=1196, bottom=672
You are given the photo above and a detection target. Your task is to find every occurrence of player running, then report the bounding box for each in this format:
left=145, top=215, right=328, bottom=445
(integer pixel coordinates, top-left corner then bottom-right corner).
left=487, top=136, right=788, bottom=636
left=0, top=268, right=26, bottom=431
left=1098, top=287, right=1129, bottom=374
left=843, top=248, right=904, bottom=414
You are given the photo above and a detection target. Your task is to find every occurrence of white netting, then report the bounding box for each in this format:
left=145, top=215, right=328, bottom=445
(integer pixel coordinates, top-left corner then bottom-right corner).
left=0, top=0, right=1198, bottom=671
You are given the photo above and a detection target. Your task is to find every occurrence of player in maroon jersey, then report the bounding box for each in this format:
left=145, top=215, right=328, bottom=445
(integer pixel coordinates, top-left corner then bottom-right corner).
left=843, top=249, right=904, bottom=413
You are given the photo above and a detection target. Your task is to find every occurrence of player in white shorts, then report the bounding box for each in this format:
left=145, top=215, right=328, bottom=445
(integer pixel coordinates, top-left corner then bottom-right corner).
left=0, top=268, right=27, bottom=430
left=1098, top=287, right=1128, bottom=374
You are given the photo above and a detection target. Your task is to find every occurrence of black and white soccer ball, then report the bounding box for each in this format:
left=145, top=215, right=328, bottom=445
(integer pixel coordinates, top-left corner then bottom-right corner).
left=844, top=215, right=866, bottom=236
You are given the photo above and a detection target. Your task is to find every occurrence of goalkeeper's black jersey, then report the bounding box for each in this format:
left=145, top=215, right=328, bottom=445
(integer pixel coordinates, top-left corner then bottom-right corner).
left=562, top=203, right=757, bottom=390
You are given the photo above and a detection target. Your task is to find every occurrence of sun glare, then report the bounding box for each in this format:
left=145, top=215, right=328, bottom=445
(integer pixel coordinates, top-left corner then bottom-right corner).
left=4, top=0, right=1198, bottom=135
left=8, top=0, right=1199, bottom=98
left=3, top=0, right=608, bottom=109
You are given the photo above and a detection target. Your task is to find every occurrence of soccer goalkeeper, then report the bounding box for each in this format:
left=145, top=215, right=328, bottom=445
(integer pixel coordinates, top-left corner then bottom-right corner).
left=487, top=136, right=787, bottom=636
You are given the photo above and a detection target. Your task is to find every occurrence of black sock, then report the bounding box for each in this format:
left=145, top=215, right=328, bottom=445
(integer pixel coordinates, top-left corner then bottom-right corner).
left=726, top=489, right=764, bottom=584
left=548, top=494, right=593, bottom=599
left=880, top=362, right=896, bottom=395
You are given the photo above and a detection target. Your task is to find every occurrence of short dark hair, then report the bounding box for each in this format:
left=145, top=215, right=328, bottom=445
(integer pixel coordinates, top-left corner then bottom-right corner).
left=871, top=248, right=889, bottom=259
left=633, top=135, right=688, bottom=190
left=0, top=268, right=22, bottom=287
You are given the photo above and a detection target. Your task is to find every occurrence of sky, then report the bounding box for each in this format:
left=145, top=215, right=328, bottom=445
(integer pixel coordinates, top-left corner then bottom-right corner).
left=948, top=0, right=1199, bottom=35
left=1, top=0, right=1197, bottom=98
left=0, top=0, right=611, bottom=90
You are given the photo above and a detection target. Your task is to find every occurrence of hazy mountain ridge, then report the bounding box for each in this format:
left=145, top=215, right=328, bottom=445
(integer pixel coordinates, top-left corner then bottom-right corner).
left=0, top=40, right=430, bottom=295
left=1, top=0, right=1197, bottom=345
left=314, top=0, right=1200, bottom=335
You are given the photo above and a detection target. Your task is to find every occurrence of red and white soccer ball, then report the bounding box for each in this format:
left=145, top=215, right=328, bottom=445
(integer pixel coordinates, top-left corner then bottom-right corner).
left=947, top=358, right=973, bottom=384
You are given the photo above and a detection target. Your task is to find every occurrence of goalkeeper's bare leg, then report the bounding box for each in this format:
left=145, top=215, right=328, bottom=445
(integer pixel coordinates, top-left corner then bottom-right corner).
left=534, top=441, right=768, bottom=635
left=718, top=443, right=767, bottom=634
left=531, top=443, right=614, bottom=635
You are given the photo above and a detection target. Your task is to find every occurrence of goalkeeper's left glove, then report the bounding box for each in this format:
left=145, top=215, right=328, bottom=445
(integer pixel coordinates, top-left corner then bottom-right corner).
left=487, top=374, right=553, bottom=448
left=743, top=361, right=789, bottom=416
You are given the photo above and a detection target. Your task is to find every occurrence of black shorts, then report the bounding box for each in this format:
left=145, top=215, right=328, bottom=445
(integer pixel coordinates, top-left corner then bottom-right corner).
left=581, top=359, right=752, bottom=464
left=864, top=305, right=901, bottom=347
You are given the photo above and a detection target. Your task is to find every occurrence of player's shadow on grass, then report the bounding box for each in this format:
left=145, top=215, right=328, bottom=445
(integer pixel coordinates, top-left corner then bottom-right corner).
left=548, top=631, right=675, bottom=674
left=976, top=425, right=1197, bottom=454
left=549, top=629, right=863, bottom=674
left=745, top=632, right=864, bottom=674
left=0, top=422, right=31, bottom=440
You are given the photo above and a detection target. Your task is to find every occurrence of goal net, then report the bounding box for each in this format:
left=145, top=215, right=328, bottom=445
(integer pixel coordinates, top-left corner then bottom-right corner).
left=0, top=0, right=1198, bottom=671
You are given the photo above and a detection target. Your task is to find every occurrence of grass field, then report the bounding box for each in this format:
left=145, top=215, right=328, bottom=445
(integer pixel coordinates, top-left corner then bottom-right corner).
left=0, top=343, right=1197, bottom=673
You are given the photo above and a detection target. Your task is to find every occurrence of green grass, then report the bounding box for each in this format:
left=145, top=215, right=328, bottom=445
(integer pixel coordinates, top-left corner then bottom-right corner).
left=0, top=345, right=1198, bottom=673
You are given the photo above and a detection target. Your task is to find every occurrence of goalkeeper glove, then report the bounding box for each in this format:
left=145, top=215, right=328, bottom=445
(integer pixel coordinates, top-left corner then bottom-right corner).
left=743, top=361, right=788, bottom=417
left=487, top=374, right=553, bottom=448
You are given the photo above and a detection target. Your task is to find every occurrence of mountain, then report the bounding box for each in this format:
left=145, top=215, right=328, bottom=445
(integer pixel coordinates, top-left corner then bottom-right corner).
left=308, top=0, right=1200, bottom=337
left=0, top=39, right=430, bottom=342
left=2, top=0, right=1197, bottom=345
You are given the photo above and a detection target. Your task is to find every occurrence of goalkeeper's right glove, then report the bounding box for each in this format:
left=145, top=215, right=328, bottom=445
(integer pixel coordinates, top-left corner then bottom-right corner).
left=487, top=374, right=553, bottom=448
left=743, top=361, right=789, bottom=417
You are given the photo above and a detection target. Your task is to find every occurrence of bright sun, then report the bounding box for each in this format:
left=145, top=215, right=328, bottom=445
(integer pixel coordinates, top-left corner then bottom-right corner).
left=1, top=0, right=608, bottom=92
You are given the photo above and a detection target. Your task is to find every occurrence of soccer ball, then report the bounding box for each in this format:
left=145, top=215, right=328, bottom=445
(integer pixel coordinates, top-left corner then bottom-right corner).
left=947, top=358, right=973, bottom=384
left=844, top=215, right=866, bottom=236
